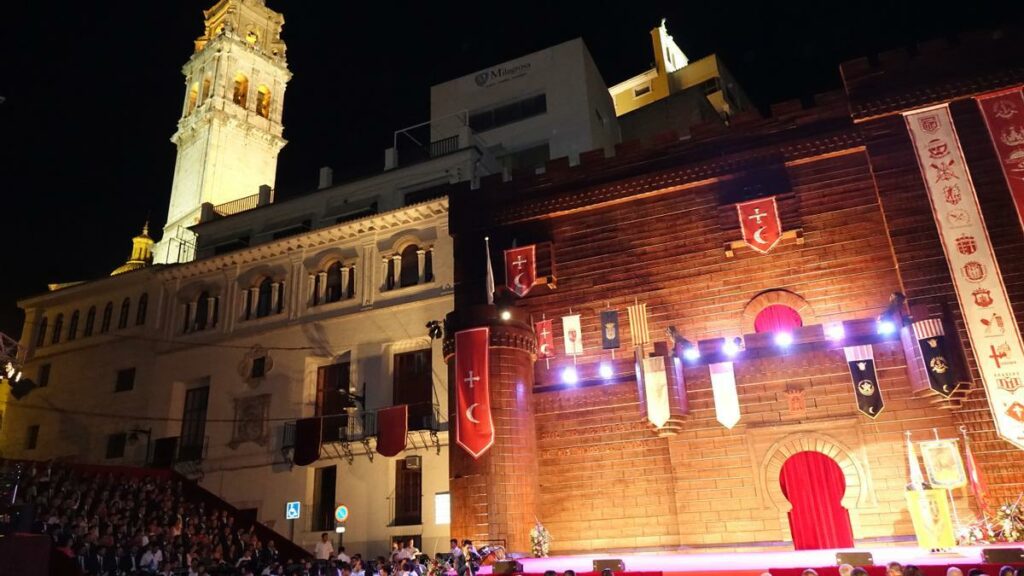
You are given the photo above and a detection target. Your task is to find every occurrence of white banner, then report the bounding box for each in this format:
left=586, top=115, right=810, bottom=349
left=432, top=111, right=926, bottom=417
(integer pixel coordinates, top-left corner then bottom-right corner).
left=905, top=104, right=1024, bottom=451
left=709, top=361, right=740, bottom=429
left=561, top=314, right=583, bottom=356
left=641, top=356, right=670, bottom=428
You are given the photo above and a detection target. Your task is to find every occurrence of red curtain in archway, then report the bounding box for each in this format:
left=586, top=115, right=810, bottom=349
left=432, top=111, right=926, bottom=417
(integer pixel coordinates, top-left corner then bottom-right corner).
left=754, top=304, right=804, bottom=333
left=779, top=451, right=855, bottom=550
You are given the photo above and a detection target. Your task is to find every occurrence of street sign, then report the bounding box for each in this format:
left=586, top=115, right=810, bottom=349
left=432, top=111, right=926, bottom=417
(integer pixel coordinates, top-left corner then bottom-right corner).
left=334, top=504, right=349, bottom=523
left=286, top=501, right=301, bottom=520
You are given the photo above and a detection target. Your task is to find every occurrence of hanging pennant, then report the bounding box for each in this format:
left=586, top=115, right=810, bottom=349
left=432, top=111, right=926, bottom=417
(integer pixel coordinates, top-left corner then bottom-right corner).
left=905, top=104, right=1024, bottom=451
left=626, top=302, right=650, bottom=348
left=736, top=196, right=783, bottom=254
left=561, top=314, right=583, bottom=356
left=600, top=310, right=620, bottom=350
left=376, top=405, right=408, bottom=458
left=534, top=319, right=555, bottom=359
left=709, top=362, right=740, bottom=429
left=454, top=328, right=494, bottom=459
left=975, top=87, right=1024, bottom=235
left=844, top=345, right=884, bottom=418
left=919, top=439, right=967, bottom=490
left=641, top=356, right=670, bottom=428
left=504, top=245, right=537, bottom=298
left=912, top=318, right=959, bottom=398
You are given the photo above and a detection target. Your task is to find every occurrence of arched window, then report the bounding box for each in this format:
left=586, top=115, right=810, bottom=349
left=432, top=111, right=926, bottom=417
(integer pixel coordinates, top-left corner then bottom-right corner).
left=195, top=291, right=210, bottom=331
left=51, top=314, right=64, bottom=345
left=256, top=278, right=273, bottom=318
left=118, top=298, right=131, bottom=329
left=256, top=85, right=271, bottom=118
left=754, top=304, right=803, bottom=333
left=35, top=317, right=48, bottom=347
left=84, top=306, right=96, bottom=337
left=400, top=244, right=420, bottom=287
left=187, top=82, right=199, bottom=115
left=325, top=262, right=343, bottom=303
left=201, top=77, right=212, bottom=102
left=136, top=293, right=148, bottom=326
left=68, top=311, right=80, bottom=341
left=100, top=302, right=113, bottom=333
left=232, top=73, right=249, bottom=108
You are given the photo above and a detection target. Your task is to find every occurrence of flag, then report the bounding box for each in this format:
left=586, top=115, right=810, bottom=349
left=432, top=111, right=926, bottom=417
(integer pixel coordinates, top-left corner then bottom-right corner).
left=641, top=356, right=670, bottom=428
left=709, top=362, right=740, bottom=429
left=736, top=196, right=783, bottom=254
left=504, top=245, right=537, bottom=297
left=535, top=319, right=555, bottom=359
left=844, top=345, right=884, bottom=418
left=454, top=328, right=494, bottom=459
left=962, top=431, right=989, bottom=513
left=905, top=432, right=925, bottom=490
left=906, top=489, right=956, bottom=549
left=626, top=303, right=650, bottom=348
left=975, top=88, right=1024, bottom=235
left=919, top=439, right=967, bottom=490
left=376, top=405, right=408, bottom=457
left=562, top=315, right=583, bottom=356
left=912, top=318, right=959, bottom=398
left=600, top=310, right=620, bottom=349
left=484, top=237, right=495, bottom=305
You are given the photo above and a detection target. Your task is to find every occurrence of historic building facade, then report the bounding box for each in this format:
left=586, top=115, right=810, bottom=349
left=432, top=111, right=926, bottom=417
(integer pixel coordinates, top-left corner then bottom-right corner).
left=443, top=30, right=1024, bottom=552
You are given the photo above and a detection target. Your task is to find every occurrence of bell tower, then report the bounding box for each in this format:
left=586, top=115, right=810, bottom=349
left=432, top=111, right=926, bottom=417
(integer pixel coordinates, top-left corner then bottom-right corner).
left=154, top=0, right=290, bottom=264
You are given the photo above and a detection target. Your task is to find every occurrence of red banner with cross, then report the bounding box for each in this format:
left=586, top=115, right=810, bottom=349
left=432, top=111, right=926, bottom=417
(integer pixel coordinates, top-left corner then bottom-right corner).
left=504, top=245, right=537, bottom=297
left=736, top=196, right=783, bottom=254
left=454, top=327, right=494, bottom=459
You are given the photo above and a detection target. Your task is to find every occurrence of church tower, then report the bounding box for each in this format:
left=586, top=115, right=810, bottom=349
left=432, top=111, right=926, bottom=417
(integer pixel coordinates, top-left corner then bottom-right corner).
left=154, top=0, right=290, bottom=264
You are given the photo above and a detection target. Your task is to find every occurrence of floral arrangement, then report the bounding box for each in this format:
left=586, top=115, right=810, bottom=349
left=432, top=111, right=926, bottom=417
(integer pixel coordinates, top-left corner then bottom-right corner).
left=530, top=519, right=551, bottom=558
left=428, top=557, right=450, bottom=576
left=955, top=495, right=1024, bottom=545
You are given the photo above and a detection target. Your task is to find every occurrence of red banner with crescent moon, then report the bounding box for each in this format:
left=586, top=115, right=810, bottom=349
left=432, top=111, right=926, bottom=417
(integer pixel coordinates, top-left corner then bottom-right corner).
left=534, top=319, right=555, bottom=359
left=504, top=245, right=537, bottom=297
left=976, top=87, right=1024, bottom=235
left=454, top=327, right=494, bottom=459
left=737, top=196, right=783, bottom=254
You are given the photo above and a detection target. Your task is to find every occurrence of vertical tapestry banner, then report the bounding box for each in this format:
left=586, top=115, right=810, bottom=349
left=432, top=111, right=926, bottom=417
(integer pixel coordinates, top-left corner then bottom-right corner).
left=600, top=310, right=620, bottom=350
left=561, top=314, right=583, bottom=356
left=534, top=319, right=555, bottom=359
left=504, top=245, right=537, bottom=297
left=641, top=356, right=670, bottom=428
left=844, top=345, right=884, bottom=418
left=976, top=87, right=1024, bottom=234
left=918, top=439, right=967, bottom=490
left=709, top=361, right=740, bottom=429
left=905, top=104, right=1024, bottom=451
left=454, top=328, right=494, bottom=459
left=912, top=318, right=959, bottom=398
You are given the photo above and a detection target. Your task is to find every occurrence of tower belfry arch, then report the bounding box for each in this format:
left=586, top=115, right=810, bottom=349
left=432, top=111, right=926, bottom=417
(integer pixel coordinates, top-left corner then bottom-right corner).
left=154, top=0, right=291, bottom=264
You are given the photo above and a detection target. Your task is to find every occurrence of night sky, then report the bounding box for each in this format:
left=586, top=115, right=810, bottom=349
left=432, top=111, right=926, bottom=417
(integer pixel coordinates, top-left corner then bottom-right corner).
left=3, top=1, right=1022, bottom=338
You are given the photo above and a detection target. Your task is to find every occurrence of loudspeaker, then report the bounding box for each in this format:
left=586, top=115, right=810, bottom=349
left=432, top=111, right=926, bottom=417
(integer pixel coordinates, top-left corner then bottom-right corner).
left=593, top=559, right=625, bottom=572
left=835, top=552, right=873, bottom=566
left=492, top=560, right=522, bottom=575
left=981, top=548, right=1024, bottom=563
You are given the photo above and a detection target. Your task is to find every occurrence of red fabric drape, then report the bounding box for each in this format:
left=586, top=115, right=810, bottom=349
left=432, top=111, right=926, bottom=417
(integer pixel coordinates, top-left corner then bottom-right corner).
left=779, top=451, right=854, bottom=550
left=293, top=417, right=323, bottom=467
left=754, top=304, right=803, bottom=333
left=376, top=405, right=408, bottom=458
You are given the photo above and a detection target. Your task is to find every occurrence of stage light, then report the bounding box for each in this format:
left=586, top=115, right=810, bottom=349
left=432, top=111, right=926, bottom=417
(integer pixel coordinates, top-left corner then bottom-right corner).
left=561, top=366, right=579, bottom=385
left=683, top=346, right=701, bottom=361
left=722, top=337, right=741, bottom=357
left=774, top=332, right=794, bottom=348
left=824, top=321, right=845, bottom=341
left=499, top=309, right=512, bottom=321
left=425, top=320, right=443, bottom=340
left=599, top=362, right=613, bottom=379
left=876, top=319, right=896, bottom=335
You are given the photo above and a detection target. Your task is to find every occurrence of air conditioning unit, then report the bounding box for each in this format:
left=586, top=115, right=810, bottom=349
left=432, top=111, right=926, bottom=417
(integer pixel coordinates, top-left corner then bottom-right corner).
left=405, top=455, right=422, bottom=469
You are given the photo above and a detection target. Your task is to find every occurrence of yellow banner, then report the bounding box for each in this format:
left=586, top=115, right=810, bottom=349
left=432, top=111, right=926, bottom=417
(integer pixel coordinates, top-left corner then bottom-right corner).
left=919, top=439, right=967, bottom=489
left=905, top=489, right=955, bottom=549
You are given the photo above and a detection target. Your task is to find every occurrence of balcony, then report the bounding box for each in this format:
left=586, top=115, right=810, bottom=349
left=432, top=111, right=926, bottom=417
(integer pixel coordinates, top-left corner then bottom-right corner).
left=385, top=110, right=495, bottom=170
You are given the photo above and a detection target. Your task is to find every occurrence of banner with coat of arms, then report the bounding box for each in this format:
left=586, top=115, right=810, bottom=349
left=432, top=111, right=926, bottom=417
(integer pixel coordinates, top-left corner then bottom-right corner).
left=736, top=196, right=783, bottom=254
left=844, top=345, right=884, bottom=418
left=905, top=104, right=1024, bottom=451
left=976, top=87, right=1024, bottom=235
left=911, top=319, right=959, bottom=398
left=918, top=439, right=967, bottom=490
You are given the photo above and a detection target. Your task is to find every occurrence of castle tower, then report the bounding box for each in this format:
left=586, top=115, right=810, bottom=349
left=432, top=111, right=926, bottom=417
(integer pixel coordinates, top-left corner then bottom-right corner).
left=154, top=0, right=290, bottom=264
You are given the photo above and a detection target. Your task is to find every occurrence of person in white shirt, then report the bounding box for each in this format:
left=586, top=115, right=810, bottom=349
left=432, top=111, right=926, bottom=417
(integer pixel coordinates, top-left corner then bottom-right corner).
left=336, top=546, right=351, bottom=564
left=315, top=532, right=335, bottom=561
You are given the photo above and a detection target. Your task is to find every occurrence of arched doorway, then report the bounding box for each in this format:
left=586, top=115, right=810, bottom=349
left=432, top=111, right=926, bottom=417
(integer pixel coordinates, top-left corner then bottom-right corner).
left=779, top=451, right=855, bottom=550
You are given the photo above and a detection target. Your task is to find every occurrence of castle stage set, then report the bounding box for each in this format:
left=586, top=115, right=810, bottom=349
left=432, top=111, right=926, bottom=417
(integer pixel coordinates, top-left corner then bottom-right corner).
left=440, top=31, right=1024, bottom=573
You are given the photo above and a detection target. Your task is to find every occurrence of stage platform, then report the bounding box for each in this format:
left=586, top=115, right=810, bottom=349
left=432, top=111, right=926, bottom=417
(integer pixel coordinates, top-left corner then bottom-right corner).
left=475, top=545, right=1024, bottom=576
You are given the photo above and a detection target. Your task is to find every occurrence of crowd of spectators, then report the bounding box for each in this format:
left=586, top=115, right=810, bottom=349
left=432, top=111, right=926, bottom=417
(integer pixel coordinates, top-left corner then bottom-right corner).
left=4, top=461, right=308, bottom=575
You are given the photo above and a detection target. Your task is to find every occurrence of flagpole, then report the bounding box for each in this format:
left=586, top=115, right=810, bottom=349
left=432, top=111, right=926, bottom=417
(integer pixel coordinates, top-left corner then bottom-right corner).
left=484, top=236, right=495, bottom=306
left=932, top=428, right=961, bottom=531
